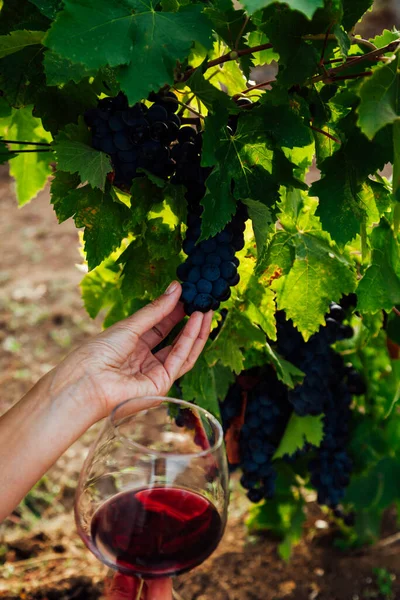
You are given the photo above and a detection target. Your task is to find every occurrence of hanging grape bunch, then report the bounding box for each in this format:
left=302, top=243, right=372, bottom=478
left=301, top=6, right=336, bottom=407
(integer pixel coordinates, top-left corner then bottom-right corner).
left=177, top=201, right=247, bottom=314
left=84, top=91, right=180, bottom=188
left=219, top=297, right=366, bottom=509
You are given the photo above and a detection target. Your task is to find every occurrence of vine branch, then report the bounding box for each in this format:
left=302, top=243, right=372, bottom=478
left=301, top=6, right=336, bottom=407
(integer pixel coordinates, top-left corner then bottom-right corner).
left=309, top=125, right=341, bottom=144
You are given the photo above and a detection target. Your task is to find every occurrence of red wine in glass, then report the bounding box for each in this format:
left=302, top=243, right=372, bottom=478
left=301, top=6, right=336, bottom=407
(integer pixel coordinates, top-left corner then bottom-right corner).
left=91, top=487, right=223, bottom=578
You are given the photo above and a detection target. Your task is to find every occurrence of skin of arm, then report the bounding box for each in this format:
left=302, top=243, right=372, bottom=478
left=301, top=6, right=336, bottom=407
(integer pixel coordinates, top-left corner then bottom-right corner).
left=0, top=281, right=213, bottom=522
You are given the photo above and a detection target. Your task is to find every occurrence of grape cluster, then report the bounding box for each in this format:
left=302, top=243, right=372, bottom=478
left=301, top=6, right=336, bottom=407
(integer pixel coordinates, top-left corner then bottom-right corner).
left=309, top=372, right=353, bottom=508
left=84, top=91, right=180, bottom=189
left=239, top=367, right=291, bottom=503
left=177, top=202, right=247, bottom=314
left=218, top=297, right=365, bottom=508
left=275, top=301, right=356, bottom=417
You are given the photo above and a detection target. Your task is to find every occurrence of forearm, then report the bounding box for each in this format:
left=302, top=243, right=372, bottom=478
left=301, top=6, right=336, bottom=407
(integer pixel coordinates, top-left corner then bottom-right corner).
left=0, top=371, right=96, bottom=522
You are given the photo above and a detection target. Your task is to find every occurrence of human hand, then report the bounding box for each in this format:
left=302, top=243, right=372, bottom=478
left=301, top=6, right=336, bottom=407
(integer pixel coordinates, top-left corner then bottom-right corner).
left=105, top=573, right=172, bottom=600
left=46, top=281, right=212, bottom=422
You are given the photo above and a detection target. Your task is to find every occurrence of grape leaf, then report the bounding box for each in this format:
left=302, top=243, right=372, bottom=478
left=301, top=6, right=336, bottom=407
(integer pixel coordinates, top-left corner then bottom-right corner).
left=371, top=30, right=400, bottom=49
left=54, top=140, right=112, bottom=190
left=120, top=236, right=181, bottom=301
left=81, top=254, right=124, bottom=319
left=34, top=80, right=99, bottom=134
left=206, top=308, right=266, bottom=373
left=0, top=0, right=50, bottom=33
left=243, top=198, right=273, bottom=254
left=265, top=342, right=304, bottom=388
left=394, top=120, right=400, bottom=203
left=342, top=0, right=373, bottom=31
left=29, top=0, right=63, bottom=19
left=46, top=0, right=213, bottom=104
left=186, top=70, right=231, bottom=111
left=201, top=112, right=281, bottom=238
left=50, top=170, right=81, bottom=222
left=267, top=196, right=356, bottom=339
left=333, top=24, right=350, bottom=58
left=357, top=55, right=400, bottom=140
left=0, top=106, right=52, bottom=205
left=261, top=7, right=318, bottom=86
left=258, top=101, right=313, bottom=149
left=0, top=47, right=46, bottom=108
left=180, top=355, right=224, bottom=418
left=247, top=30, right=279, bottom=65
left=71, top=185, right=131, bottom=270
left=0, top=30, right=44, bottom=59
left=311, top=127, right=392, bottom=245
left=357, top=219, right=400, bottom=313
left=273, top=414, right=323, bottom=459
left=241, top=0, right=323, bottom=19
left=43, top=50, right=97, bottom=85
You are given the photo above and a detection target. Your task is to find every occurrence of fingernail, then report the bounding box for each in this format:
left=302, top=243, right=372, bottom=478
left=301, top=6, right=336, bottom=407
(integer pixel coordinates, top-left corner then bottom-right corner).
left=165, top=281, right=179, bottom=295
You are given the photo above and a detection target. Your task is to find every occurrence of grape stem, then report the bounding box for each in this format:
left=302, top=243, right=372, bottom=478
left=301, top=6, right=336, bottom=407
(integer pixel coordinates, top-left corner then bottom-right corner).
left=309, top=125, right=341, bottom=144
left=2, top=139, right=51, bottom=146
left=1, top=148, right=52, bottom=153
left=180, top=42, right=273, bottom=82
left=311, top=40, right=400, bottom=83
left=393, top=307, right=400, bottom=318
left=239, top=79, right=275, bottom=95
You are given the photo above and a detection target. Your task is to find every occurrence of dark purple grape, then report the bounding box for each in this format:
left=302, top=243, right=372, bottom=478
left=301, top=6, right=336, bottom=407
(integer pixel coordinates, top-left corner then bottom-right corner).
left=220, top=261, right=237, bottom=280
left=100, top=134, right=117, bottom=154
left=151, top=121, right=170, bottom=142
left=187, top=266, right=201, bottom=283
left=212, top=278, right=230, bottom=300
left=201, top=264, right=220, bottom=282
left=217, top=244, right=235, bottom=261
left=108, top=114, right=125, bottom=131
left=200, top=238, right=217, bottom=254
left=181, top=282, right=197, bottom=304
left=114, top=131, right=134, bottom=151
left=193, top=293, right=213, bottom=312
left=206, top=253, right=222, bottom=266
left=147, top=104, right=168, bottom=123
left=197, top=279, right=212, bottom=294
left=178, top=126, right=196, bottom=144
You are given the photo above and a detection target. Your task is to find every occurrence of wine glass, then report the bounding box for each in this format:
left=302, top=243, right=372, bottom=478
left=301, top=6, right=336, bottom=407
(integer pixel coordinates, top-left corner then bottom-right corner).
left=75, top=396, right=229, bottom=598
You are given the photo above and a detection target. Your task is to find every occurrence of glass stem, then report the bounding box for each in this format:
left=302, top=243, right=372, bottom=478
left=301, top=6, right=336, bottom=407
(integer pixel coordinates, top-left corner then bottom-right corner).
left=172, top=590, right=185, bottom=600
left=135, top=578, right=144, bottom=600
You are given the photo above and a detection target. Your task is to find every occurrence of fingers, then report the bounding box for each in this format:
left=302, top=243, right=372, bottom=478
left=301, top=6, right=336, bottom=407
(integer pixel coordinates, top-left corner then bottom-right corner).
left=103, top=282, right=182, bottom=347
left=178, top=310, right=213, bottom=378
left=145, top=578, right=173, bottom=600
left=163, top=312, right=205, bottom=381
left=141, top=302, right=185, bottom=350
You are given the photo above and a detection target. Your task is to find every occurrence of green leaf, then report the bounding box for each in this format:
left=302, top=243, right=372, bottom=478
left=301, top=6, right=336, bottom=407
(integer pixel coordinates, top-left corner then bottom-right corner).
left=0, top=30, right=44, bottom=59
left=186, top=69, right=231, bottom=111
left=333, top=24, right=350, bottom=58
left=120, top=221, right=181, bottom=300
left=259, top=101, right=313, bottom=149
left=50, top=169, right=81, bottom=222
left=46, top=0, right=213, bottom=105
left=311, top=126, right=392, bottom=245
left=371, top=29, right=400, bottom=49
left=206, top=308, right=266, bottom=373
left=241, top=0, right=323, bottom=19
left=273, top=414, right=323, bottom=459
left=81, top=255, right=124, bottom=319
left=261, top=8, right=318, bottom=86
left=0, top=106, right=52, bottom=205
left=180, top=355, right=224, bottom=418
left=264, top=342, right=305, bottom=388
left=54, top=140, right=112, bottom=190
left=201, top=112, right=281, bottom=237
left=67, top=184, right=130, bottom=270
left=247, top=30, right=279, bottom=65
left=357, top=55, right=400, bottom=140
left=243, top=198, right=272, bottom=255
left=0, top=0, right=50, bottom=33
left=265, top=193, right=356, bottom=339
left=43, top=50, right=97, bottom=85
left=29, top=0, right=63, bottom=19
left=342, top=0, right=373, bottom=31
left=394, top=120, right=400, bottom=203
left=357, top=219, right=400, bottom=313
left=0, top=47, right=46, bottom=108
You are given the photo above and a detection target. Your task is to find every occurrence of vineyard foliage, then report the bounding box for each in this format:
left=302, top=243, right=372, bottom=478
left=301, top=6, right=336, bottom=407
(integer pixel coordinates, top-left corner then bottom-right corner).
left=1, top=0, right=400, bottom=558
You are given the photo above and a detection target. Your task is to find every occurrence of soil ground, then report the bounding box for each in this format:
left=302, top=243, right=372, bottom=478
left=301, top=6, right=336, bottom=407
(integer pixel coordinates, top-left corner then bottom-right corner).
left=1, top=171, right=400, bottom=600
